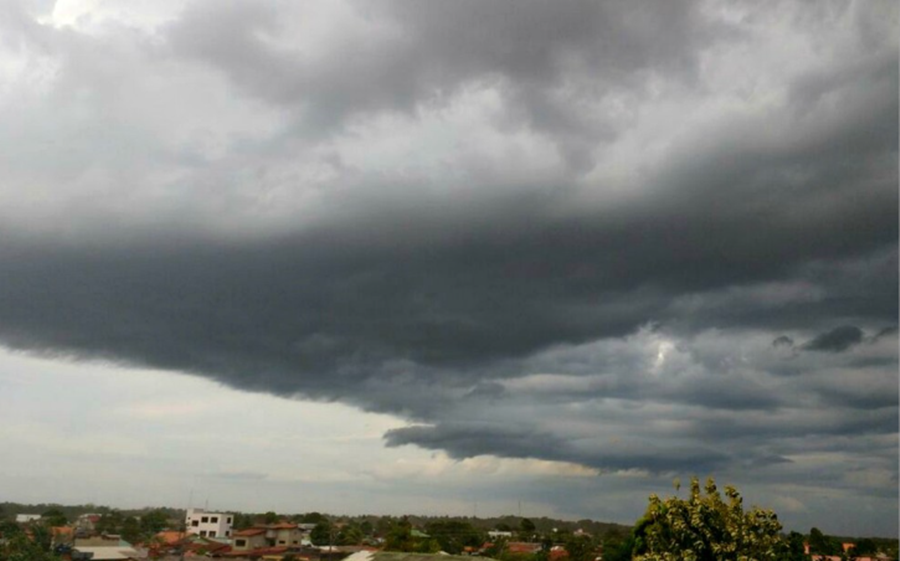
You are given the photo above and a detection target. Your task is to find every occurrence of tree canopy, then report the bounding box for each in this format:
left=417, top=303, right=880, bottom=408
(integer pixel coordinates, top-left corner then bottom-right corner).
left=632, top=477, right=784, bottom=561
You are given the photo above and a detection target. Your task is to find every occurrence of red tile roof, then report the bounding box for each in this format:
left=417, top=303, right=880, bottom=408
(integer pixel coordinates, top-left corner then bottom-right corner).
left=222, top=546, right=289, bottom=557
left=233, top=528, right=267, bottom=537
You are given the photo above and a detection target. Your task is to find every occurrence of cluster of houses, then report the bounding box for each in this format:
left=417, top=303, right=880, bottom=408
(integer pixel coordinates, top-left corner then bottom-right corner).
left=10, top=508, right=382, bottom=560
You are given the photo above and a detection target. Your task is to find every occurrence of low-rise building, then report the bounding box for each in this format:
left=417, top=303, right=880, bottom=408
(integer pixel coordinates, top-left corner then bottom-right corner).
left=231, top=528, right=268, bottom=551
left=184, top=508, right=234, bottom=539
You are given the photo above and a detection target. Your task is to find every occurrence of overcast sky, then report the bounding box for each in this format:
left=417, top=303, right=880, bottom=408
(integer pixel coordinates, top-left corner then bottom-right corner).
left=0, top=0, right=897, bottom=538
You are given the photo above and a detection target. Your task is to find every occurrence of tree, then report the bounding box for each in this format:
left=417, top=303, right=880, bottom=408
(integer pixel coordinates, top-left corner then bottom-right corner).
left=565, top=535, right=596, bottom=561
left=337, top=524, right=364, bottom=545
left=140, top=509, right=169, bottom=535
left=120, top=516, right=142, bottom=545
left=783, top=531, right=807, bottom=561
left=808, top=528, right=840, bottom=557
left=300, top=512, right=328, bottom=524
left=632, top=477, right=784, bottom=561
left=311, top=521, right=334, bottom=546
left=95, top=511, right=124, bottom=535
left=263, top=511, right=279, bottom=525
left=425, top=520, right=484, bottom=554
left=41, top=509, right=67, bottom=528
left=519, top=518, right=535, bottom=540
left=852, top=538, right=877, bottom=556
left=0, top=530, right=60, bottom=561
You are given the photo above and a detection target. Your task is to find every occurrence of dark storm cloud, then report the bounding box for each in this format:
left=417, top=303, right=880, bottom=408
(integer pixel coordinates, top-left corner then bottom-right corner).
left=384, top=422, right=730, bottom=474
left=802, top=325, right=865, bottom=353
left=164, top=0, right=723, bottom=144
left=0, top=0, right=897, bottom=508
left=772, top=335, right=794, bottom=348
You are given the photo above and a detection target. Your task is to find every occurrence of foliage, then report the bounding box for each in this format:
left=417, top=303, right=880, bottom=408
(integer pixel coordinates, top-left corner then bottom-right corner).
left=808, top=527, right=841, bottom=556
left=425, top=520, right=484, bottom=554
left=311, top=521, right=334, bottom=546
left=0, top=527, right=59, bottom=561
left=565, top=534, right=596, bottom=561
left=782, top=531, right=807, bottom=561
left=603, top=532, right=636, bottom=561
left=232, top=512, right=255, bottom=530
left=40, top=509, right=67, bottom=528
left=383, top=517, right=440, bottom=553
left=120, top=516, right=142, bottom=544
left=95, top=510, right=124, bottom=535
left=140, top=509, right=170, bottom=535
left=337, top=524, right=364, bottom=545
left=633, top=477, right=784, bottom=561
left=519, top=518, right=537, bottom=540
left=299, top=512, right=328, bottom=524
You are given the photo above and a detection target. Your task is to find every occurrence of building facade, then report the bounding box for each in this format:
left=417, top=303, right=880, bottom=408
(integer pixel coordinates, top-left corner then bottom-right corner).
left=184, top=508, right=233, bottom=539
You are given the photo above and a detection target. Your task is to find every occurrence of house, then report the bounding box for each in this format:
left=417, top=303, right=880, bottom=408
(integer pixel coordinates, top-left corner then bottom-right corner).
left=231, top=523, right=307, bottom=551
left=76, top=513, right=102, bottom=533
left=185, top=507, right=234, bottom=538
left=15, top=514, right=41, bottom=523
left=507, top=542, right=543, bottom=554
left=232, top=528, right=269, bottom=551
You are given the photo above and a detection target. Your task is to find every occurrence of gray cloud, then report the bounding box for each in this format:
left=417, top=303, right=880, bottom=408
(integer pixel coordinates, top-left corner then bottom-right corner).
left=802, top=325, right=865, bottom=353
left=0, top=0, right=896, bottom=535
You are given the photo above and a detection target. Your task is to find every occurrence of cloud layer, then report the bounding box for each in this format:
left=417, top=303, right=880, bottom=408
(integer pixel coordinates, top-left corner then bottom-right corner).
left=0, top=0, right=896, bottom=535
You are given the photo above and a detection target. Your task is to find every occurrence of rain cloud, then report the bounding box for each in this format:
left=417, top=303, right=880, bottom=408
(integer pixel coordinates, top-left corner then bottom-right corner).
left=0, top=0, right=896, bottom=535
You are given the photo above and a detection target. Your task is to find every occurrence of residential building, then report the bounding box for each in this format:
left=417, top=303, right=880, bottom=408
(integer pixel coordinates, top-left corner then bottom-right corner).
left=184, top=508, right=233, bottom=539
left=231, top=523, right=306, bottom=550
left=15, top=514, right=41, bottom=523
left=231, top=528, right=268, bottom=551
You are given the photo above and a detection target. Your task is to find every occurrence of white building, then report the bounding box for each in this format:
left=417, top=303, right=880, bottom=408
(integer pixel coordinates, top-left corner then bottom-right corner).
left=184, top=508, right=233, bottom=539
left=15, top=514, right=42, bottom=523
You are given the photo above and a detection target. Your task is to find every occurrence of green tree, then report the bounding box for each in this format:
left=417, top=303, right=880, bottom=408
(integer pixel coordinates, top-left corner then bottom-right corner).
left=41, top=509, right=67, bottom=528
left=338, top=524, right=364, bottom=545
left=782, top=531, right=807, bottom=561
left=808, top=528, right=840, bottom=557
left=263, top=511, right=279, bottom=525
left=603, top=532, right=636, bottom=561
left=852, top=538, right=877, bottom=556
left=425, top=520, right=484, bottom=554
left=140, top=509, right=169, bottom=535
left=633, top=477, right=784, bottom=561
left=301, top=512, right=328, bottom=524
left=520, top=518, right=537, bottom=540
left=565, top=535, right=596, bottom=561
left=311, top=521, right=334, bottom=546
left=232, top=513, right=254, bottom=530
left=0, top=530, right=60, bottom=561
left=95, top=511, right=124, bottom=535
left=120, top=516, right=142, bottom=545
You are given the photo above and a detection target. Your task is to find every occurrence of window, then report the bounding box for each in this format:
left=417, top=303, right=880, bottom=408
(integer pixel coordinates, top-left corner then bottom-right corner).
left=279, top=540, right=286, bottom=545
left=227, top=517, right=232, bottom=524
left=209, top=530, right=216, bottom=537
left=192, top=521, right=199, bottom=527
left=211, top=516, right=218, bottom=523
left=201, top=516, right=209, bottom=523
left=225, top=531, right=231, bottom=537
left=200, top=530, right=207, bottom=537
left=236, top=539, right=246, bottom=547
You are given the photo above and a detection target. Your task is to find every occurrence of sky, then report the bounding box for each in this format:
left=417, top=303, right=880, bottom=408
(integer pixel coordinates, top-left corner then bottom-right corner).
left=0, top=0, right=897, bottom=538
